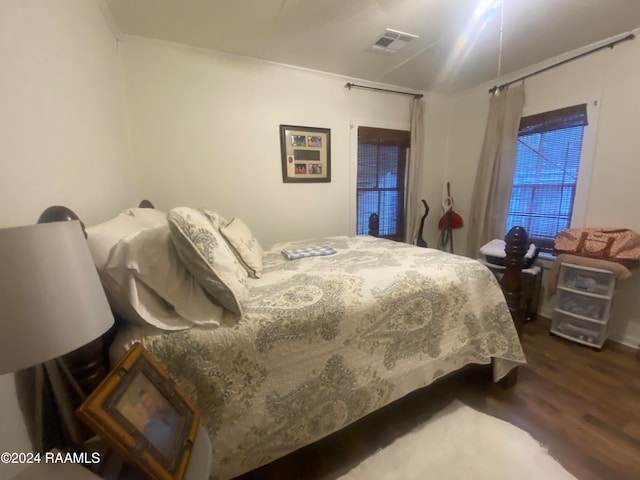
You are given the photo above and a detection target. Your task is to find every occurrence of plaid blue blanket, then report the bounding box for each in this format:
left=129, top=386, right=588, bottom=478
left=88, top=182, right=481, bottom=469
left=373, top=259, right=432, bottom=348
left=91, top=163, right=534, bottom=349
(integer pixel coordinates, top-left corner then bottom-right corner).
left=281, top=245, right=337, bottom=260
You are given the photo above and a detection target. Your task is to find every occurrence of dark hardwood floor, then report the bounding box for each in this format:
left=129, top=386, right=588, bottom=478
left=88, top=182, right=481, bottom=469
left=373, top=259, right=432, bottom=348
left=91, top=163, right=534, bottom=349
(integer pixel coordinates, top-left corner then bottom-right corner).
left=236, top=318, right=640, bottom=480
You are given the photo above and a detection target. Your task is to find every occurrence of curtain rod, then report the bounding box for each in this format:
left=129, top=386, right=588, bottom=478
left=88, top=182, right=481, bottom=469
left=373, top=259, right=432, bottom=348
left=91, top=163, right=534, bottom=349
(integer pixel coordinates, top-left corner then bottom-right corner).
left=489, top=33, right=635, bottom=94
left=345, top=82, right=424, bottom=99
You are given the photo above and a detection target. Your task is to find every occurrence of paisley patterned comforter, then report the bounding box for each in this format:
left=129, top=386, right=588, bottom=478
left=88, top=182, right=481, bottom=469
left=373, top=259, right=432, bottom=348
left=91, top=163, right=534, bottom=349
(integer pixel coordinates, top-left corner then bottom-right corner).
left=113, top=235, right=526, bottom=479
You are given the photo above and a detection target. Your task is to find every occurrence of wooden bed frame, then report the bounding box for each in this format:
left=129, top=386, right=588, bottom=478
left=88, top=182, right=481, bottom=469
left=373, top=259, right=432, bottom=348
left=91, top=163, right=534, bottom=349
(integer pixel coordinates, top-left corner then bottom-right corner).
left=36, top=202, right=529, bottom=394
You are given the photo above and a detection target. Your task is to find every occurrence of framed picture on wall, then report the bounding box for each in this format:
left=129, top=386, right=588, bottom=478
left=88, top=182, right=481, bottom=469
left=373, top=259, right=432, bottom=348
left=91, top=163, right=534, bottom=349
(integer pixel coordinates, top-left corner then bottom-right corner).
left=280, top=125, right=331, bottom=183
left=76, top=343, right=200, bottom=480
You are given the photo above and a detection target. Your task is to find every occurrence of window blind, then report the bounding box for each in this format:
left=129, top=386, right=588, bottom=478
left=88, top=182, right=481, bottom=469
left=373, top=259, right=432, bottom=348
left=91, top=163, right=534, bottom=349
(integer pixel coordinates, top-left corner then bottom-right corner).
left=506, top=104, right=587, bottom=253
left=357, top=127, right=409, bottom=241
left=518, top=104, right=588, bottom=136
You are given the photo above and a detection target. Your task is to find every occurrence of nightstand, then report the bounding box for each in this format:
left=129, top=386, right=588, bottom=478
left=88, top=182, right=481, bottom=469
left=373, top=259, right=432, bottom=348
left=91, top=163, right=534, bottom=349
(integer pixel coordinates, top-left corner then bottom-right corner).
left=94, top=423, right=212, bottom=480
left=12, top=462, right=102, bottom=480
left=480, top=260, right=543, bottom=322
left=184, top=423, right=212, bottom=480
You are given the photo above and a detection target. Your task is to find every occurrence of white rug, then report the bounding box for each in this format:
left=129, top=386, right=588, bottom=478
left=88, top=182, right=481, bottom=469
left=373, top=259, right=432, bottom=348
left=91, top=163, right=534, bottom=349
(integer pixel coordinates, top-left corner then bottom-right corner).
left=339, top=400, right=577, bottom=480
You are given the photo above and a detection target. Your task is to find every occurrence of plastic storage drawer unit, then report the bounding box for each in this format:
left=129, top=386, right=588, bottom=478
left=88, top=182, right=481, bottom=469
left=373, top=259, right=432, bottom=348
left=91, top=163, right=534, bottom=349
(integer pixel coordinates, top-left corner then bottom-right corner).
left=551, top=310, right=607, bottom=347
left=551, top=262, right=616, bottom=349
left=558, top=263, right=615, bottom=297
left=556, top=288, right=611, bottom=321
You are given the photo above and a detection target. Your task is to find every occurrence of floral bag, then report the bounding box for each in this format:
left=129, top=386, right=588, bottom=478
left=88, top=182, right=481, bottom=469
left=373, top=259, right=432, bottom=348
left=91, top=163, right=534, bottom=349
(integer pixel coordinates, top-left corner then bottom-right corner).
left=554, top=228, right=640, bottom=265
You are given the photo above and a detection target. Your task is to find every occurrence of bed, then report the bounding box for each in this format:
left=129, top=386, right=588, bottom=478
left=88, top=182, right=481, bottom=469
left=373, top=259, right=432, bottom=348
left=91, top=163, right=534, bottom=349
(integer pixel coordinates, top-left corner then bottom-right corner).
left=39, top=203, right=528, bottom=480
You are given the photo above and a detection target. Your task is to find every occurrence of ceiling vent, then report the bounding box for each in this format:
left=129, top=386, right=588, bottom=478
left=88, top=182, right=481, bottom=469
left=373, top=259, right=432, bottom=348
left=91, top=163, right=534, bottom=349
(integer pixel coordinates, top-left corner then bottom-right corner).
left=370, top=28, right=419, bottom=54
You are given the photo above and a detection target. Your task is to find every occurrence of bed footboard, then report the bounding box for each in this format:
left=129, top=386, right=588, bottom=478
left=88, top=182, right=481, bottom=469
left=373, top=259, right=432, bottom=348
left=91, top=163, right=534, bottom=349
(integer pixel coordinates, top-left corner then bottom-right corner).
left=499, top=226, right=528, bottom=388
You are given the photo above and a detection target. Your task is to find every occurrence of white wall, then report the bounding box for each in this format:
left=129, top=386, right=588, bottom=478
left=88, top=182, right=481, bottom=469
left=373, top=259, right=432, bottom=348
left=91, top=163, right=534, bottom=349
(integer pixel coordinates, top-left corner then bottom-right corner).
left=415, top=96, right=451, bottom=248
left=120, top=38, right=447, bottom=247
left=445, top=36, right=640, bottom=346
left=0, top=0, right=137, bottom=229
left=442, top=85, right=489, bottom=256
left=0, top=1, right=135, bottom=475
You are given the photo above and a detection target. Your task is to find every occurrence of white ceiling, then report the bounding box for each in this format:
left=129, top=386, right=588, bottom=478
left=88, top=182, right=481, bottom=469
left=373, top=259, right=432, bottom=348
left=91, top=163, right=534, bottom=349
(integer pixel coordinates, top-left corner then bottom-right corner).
left=104, top=0, right=640, bottom=94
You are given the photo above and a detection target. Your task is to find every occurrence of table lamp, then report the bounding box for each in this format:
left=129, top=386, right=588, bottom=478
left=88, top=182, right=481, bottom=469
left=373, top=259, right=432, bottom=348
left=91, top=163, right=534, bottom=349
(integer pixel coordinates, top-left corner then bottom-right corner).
left=0, top=220, right=114, bottom=452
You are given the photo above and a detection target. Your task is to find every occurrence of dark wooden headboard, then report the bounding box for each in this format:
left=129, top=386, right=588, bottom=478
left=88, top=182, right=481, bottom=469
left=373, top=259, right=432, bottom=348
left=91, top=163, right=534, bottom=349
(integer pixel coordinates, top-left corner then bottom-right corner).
left=36, top=200, right=156, bottom=395
left=15, top=200, right=156, bottom=452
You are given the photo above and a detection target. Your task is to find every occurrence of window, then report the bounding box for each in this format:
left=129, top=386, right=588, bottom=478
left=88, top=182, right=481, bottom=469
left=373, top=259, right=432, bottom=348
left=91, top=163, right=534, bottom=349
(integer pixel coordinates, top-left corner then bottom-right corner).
left=506, top=104, right=588, bottom=254
left=356, top=127, right=410, bottom=242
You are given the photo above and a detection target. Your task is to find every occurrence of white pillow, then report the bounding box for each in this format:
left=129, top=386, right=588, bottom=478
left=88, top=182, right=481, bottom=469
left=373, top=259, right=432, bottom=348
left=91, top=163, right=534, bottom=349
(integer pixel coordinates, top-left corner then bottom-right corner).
left=103, top=225, right=223, bottom=330
left=167, top=207, right=248, bottom=315
left=124, top=208, right=167, bottom=228
left=220, top=217, right=264, bottom=278
left=86, top=214, right=148, bottom=269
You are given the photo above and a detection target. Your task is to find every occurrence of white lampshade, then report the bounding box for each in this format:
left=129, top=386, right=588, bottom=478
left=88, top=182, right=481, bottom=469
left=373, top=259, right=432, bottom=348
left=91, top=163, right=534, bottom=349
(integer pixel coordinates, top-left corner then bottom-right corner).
left=0, top=220, right=114, bottom=374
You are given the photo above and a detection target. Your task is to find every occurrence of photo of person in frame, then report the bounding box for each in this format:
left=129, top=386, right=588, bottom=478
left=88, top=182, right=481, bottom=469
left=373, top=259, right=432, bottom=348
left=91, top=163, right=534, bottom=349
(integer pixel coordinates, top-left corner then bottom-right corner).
left=115, top=373, right=180, bottom=458
left=307, top=136, right=322, bottom=147
left=291, top=135, right=306, bottom=146
left=309, top=164, right=322, bottom=174
left=295, top=163, right=307, bottom=174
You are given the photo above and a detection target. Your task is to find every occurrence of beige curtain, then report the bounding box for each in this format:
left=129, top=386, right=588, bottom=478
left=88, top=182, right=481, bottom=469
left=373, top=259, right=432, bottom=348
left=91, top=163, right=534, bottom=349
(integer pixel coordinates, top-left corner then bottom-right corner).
left=466, top=83, right=525, bottom=257
left=405, top=97, right=425, bottom=244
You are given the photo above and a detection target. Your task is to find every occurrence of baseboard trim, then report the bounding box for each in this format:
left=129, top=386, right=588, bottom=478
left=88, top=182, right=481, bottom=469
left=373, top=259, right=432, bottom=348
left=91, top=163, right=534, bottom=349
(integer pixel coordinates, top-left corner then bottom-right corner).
left=608, top=333, right=640, bottom=350
left=535, top=316, right=638, bottom=351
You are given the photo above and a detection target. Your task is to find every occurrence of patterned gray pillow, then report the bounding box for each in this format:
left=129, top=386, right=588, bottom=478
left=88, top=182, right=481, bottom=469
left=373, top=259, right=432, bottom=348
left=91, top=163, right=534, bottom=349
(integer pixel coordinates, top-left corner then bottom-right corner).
left=167, top=207, right=248, bottom=315
left=199, top=208, right=228, bottom=229
left=220, top=217, right=264, bottom=278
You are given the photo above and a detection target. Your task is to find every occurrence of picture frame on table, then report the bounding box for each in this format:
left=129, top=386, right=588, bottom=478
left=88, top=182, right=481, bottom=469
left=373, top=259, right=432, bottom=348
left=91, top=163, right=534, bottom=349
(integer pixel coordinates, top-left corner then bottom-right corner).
left=280, top=124, right=331, bottom=183
left=76, top=343, right=200, bottom=480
